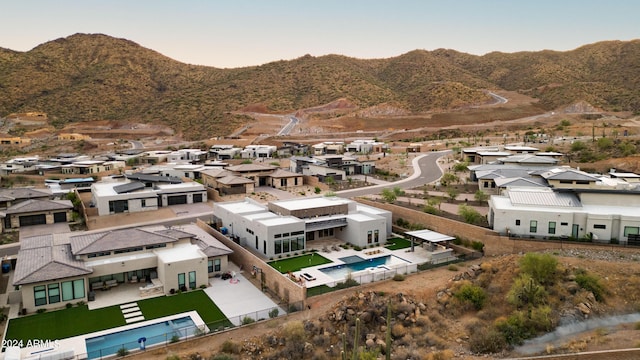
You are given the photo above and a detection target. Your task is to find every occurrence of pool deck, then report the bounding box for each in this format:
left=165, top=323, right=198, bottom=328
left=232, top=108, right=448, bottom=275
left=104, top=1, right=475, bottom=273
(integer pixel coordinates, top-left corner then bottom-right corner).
left=13, top=311, right=206, bottom=360
left=286, top=243, right=434, bottom=288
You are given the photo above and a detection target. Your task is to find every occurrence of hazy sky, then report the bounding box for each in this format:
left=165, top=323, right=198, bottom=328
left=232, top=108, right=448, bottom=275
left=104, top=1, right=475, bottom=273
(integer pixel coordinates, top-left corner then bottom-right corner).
left=1, top=0, right=638, bottom=68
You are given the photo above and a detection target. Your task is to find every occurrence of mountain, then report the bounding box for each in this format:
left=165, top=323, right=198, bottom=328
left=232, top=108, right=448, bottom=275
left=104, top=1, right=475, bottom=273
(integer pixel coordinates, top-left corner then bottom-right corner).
left=0, top=34, right=638, bottom=140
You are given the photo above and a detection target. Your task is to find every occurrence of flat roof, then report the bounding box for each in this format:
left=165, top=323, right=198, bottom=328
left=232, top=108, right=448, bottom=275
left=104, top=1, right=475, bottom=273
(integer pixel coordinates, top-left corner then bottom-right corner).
left=346, top=213, right=376, bottom=222
left=156, top=244, right=205, bottom=263
left=405, top=229, right=455, bottom=243
left=216, top=199, right=266, bottom=214
left=270, top=196, right=351, bottom=211
left=92, top=182, right=156, bottom=197
left=244, top=212, right=278, bottom=221
left=259, top=216, right=303, bottom=226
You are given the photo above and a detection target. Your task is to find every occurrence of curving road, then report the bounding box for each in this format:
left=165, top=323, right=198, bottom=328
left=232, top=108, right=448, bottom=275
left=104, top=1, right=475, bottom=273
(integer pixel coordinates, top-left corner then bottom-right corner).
left=487, top=91, right=508, bottom=104
left=277, top=116, right=298, bottom=136
left=337, top=150, right=451, bottom=198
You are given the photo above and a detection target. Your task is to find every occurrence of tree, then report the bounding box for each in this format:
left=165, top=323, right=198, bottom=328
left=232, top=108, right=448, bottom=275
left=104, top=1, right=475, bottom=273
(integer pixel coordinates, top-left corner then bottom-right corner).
left=519, top=253, right=558, bottom=285
left=381, top=188, right=397, bottom=203
left=440, top=172, right=459, bottom=187
left=459, top=204, right=483, bottom=225
left=474, top=190, right=489, bottom=204
left=392, top=186, right=405, bottom=197
left=446, top=187, right=459, bottom=202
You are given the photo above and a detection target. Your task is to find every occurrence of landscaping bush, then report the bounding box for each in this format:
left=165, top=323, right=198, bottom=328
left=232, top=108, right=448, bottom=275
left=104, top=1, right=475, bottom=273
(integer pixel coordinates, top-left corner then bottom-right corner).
left=117, top=347, right=129, bottom=357
left=268, top=308, right=279, bottom=318
left=220, top=340, right=241, bottom=354
left=392, top=273, right=406, bottom=281
left=171, top=335, right=180, bottom=343
left=241, top=316, right=255, bottom=325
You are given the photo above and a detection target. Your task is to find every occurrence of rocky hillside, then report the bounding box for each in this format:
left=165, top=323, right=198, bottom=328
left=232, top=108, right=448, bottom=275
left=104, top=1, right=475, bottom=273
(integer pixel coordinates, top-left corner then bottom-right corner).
left=201, top=251, right=640, bottom=360
left=1, top=34, right=639, bottom=139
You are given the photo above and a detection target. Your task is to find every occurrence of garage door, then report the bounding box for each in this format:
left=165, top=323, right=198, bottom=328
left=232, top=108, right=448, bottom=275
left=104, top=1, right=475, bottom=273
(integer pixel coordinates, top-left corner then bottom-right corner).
left=167, top=195, right=187, bottom=205
left=193, top=193, right=203, bottom=203
left=19, top=214, right=47, bottom=227
left=53, top=212, right=67, bottom=223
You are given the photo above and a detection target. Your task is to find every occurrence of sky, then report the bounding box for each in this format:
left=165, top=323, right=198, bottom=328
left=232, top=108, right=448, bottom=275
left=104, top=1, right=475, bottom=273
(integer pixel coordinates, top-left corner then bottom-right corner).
left=1, top=0, right=638, bottom=69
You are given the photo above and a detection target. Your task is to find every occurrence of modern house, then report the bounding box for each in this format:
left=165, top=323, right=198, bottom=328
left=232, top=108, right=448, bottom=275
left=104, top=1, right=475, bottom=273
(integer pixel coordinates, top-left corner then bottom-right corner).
left=90, top=175, right=207, bottom=216
left=12, top=223, right=232, bottom=313
left=213, top=197, right=391, bottom=258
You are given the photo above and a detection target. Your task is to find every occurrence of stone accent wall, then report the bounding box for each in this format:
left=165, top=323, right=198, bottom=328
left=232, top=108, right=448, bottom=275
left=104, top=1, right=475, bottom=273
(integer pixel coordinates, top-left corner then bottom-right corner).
left=196, top=219, right=306, bottom=306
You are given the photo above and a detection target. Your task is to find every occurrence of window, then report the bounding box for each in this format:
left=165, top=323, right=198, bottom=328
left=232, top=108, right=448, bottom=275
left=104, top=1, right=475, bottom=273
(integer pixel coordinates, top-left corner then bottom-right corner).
left=61, top=279, right=84, bottom=301
left=367, top=231, right=372, bottom=244
left=214, top=258, right=221, bottom=272
left=374, top=230, right=379, bottom=243
left=624, top=226, right=639, bottom=237
left=593, top=224, right=606, bottom=229
left=275, top=240, right=282, bottom=254
left=208, top=260, right=214, bottom=273
left=515, top=220, right=521, bottom=226
left=188, top=271, right=196, bottom=289
left=561, top=222, right=568, bottom=226
left=530, top=220, right=537, bottom=233
left=48, top=283, right=60, bottom=304
left=34, top=285, right=47, bottom=306
left=283, top=240, right=290, bottom=253
left=548, top=221, right=556, bottom=235
left=141, top=199, right=146, bottom=207
left=178, top=273, right=185, bottom=290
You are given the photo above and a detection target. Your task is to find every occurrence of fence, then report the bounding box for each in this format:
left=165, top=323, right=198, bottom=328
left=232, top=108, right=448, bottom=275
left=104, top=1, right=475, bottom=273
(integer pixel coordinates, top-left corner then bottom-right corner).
left=27, top=302, right=304, bottom=360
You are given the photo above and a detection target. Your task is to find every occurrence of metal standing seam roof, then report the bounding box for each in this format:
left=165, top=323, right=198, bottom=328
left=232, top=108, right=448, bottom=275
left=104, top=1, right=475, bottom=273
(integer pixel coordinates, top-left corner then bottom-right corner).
left=542, top=170, right=599, bottom=181
left=507, top=189, right=581, bottom=207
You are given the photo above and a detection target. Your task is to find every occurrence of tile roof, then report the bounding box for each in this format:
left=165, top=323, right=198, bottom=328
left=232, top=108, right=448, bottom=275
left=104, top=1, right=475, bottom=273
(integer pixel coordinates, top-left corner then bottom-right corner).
left=3, top=199, right=73, bottom=214
left=217, top=175, right=254, bottom=185
left=269, top=168, right=300, bottom=178
left=0, top=188, right=51, bottom=201
left=13, top=236, right=91, bottom=285
left=226, top=164, right=276, bottom=172
left=70, top=228, right=179, bottom=255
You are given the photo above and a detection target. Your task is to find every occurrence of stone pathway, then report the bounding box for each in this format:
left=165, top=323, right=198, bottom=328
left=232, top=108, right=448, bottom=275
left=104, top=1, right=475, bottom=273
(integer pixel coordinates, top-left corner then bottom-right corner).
left=120, top=302, right=145, bottom=323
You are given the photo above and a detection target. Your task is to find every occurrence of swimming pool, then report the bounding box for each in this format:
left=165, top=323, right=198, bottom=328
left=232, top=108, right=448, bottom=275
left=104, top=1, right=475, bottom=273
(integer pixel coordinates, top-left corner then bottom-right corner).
left=85, top=316, right=195, bottom=359
left=319, top=255, right=410, bottom=279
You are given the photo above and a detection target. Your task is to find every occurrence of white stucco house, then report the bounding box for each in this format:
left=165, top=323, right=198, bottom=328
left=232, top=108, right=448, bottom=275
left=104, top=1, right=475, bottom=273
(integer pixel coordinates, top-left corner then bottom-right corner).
left=213, top=197, right=392, bottom=258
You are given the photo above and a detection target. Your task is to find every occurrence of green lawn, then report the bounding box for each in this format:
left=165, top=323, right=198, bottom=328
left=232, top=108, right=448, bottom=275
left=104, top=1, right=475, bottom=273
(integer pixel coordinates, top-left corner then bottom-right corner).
left=137, top=290, right=230, bottom=326
left=268, top=253, right=332, bottom=273
left=5, top=304, right=125, bottom=342
left=384, top=238, right=413, bottom=250
left=5, top=290, right=230, bottom=342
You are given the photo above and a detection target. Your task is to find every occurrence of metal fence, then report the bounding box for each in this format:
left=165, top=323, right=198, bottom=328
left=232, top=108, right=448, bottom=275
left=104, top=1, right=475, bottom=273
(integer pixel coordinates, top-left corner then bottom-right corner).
left=33, top=302, right=304, bottom=360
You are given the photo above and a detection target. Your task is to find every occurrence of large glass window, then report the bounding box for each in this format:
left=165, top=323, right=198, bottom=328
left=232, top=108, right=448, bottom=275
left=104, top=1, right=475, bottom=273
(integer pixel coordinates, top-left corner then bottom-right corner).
left=189, top=271, right=196, bottom=289
left=61, top=279, right=84, bottom=301
left=367, top=231, right=372, bottom=244
left=214, top=259, right=221, bottom=272
left=274, top=240, right=282, bottom=254
left=624, top=226, right=639, bottom=237
left=178, top=273, right=185, bottom=290
left=208, top=260, right=214, bottom=273
left=48, top=283, right=60, bottom=304
left=374, top=230, right=379, bottom=243
left=530, top=220, right=538, bottom=233
left=548, top=222, right=556, bottom=235
left=283, top=240, right=290, bottom=253
left=34, top=285, right=47, bottom=306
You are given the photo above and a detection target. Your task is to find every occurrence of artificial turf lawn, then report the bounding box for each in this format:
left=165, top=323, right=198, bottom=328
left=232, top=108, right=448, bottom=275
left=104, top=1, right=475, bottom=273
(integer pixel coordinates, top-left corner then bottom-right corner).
left=5, top=304, right=124, bottom=342
left=137, top=290, right=230, bottom=326
left=384, top=238, right=412, bottom=250
left=268, top=253, right=332, bottom=273
left=5, top=290, right=230, bottom=342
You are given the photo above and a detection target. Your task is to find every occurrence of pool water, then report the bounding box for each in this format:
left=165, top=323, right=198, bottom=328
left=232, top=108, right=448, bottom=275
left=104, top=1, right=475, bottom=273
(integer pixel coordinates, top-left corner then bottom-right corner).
left=319, top=255, right=409, bottom=279
left=85, top=316, right=195, bottom=359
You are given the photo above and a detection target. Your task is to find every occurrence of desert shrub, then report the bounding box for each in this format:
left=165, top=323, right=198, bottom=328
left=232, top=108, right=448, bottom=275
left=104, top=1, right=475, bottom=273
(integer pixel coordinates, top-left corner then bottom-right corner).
left=220, top=340, right=241, bottom=354
left=447, top=264, right=459, bottom=271
left=268, top=308, right=279, bottom=318
left=170, top=335, right=180, bottom=343
left=468, top=326, right=506, bottom=353
left=241, top=316, right=255, bottom=325
left=507, top=274, right=548, bottom=308
left=392, top=273, right=405, bottom=281
left=391, top=323, right=407, bottom=338
left=575, top=271, right=606, bottom=301
left=454, top=283, right=487, bottom=310
left=427, top=350, right=455, bottom=360
left=166, top=355, right=181, bottom=360
left=519, top=253, right=558, bottom=285
left=117, top=347, right=129, bottom=357
left=282, top=321, right=305, bottom=342
left=209, top=355, right=238, bottom=360
left=458, top=204, right=484, bottom=225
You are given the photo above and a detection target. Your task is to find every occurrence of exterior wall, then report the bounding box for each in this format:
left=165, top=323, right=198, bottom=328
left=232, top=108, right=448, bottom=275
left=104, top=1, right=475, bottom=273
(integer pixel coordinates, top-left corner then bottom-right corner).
left=207, top=255, right=229, bottom=277
left=196, top=220, right=306, bottom=306
left=157, top=255, right=208, bottom=293
left=20, top=277, right=88, bottom=313
left=93, top=192, right=158, bottom=216
left=580, top=192, right=640, bottom=207
left=490, top=206, right=576, bottom=238
left=6, top=209, right=72, bottom=230
left=268, top=202, right=348, bottom=218
left=158, top=190, right=207, bottom=206
left=88, top=256, right=158, bottom=278
left=339, top=217, right=387, bottom=248
left=269, top=176, right=303, bottom=189
left=547, top=179, right=597, bottom=189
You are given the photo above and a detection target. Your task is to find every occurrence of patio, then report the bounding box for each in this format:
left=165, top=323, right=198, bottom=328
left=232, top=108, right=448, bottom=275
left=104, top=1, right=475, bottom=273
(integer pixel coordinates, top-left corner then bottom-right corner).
left=87, top=280, right=164, bottom=310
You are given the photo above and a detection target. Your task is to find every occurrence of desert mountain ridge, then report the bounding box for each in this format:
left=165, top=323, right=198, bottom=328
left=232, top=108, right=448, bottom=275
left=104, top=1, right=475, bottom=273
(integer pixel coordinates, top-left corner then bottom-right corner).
left=1, top=33, right=638, bottom=140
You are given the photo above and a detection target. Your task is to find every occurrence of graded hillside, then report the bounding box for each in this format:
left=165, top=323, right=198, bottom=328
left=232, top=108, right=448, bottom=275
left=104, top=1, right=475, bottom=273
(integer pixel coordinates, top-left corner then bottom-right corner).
left=1, top=34, right=639, bottom=140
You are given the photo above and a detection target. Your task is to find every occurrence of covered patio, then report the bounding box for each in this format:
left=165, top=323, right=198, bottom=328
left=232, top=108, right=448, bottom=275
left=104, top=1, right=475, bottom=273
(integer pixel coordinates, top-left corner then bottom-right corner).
left=87, top=279, right=164, bottom=310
